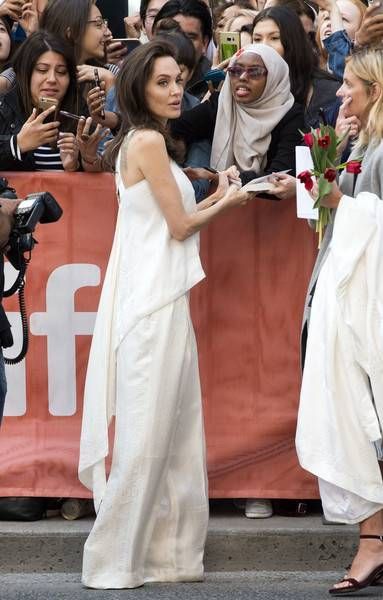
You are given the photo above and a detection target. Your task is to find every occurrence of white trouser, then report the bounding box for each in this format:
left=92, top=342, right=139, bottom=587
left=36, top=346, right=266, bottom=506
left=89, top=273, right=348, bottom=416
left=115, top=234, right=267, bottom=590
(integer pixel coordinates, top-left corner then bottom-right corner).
left=319, top=478, right=383, bottom=525
left=82, top=295, right=209, bottom=589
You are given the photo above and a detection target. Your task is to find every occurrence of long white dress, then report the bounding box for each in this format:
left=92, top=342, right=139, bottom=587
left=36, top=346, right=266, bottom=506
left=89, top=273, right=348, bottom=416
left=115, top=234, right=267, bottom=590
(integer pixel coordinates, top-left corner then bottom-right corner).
left=296, top=192, right=383, bottom=524
left=78, top=132, right=209, bottom=589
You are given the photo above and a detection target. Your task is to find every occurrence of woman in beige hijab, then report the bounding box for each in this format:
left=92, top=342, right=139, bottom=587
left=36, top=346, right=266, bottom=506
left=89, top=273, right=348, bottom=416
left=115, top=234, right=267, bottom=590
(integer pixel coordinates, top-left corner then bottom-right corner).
left=171, top=43, right=304, bottom=187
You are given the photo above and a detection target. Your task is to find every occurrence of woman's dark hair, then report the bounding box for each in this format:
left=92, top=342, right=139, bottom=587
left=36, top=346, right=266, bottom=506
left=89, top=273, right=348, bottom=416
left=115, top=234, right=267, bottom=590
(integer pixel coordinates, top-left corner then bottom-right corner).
left=153, top=16, right=183, bottom=35
left=12, top=30, right=79, bottom=126
left=155, top=23, right=197, bottom=72
left=103, top=40, right=184, bottom=170
left=0, top=16, right=14, bottom=70
left=273, top=0, right=317, bottom=23
left=39, top=0, right=95, bottom=63
left=153, top=0, right=213, bottom=42
left=252, top=6, right=318, bottom=106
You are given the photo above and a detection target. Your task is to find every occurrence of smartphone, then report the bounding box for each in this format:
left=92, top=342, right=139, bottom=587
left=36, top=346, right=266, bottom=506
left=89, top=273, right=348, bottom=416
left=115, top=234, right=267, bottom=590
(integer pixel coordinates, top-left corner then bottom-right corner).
left=37, top=96, right=58, bottom=116
left=59, top=110, right=82, bottom=122
left=368, top=0, right=383, bottom=14
left=218, top=32, right=241, bottom=63
left=93, top=68, right=105, bottom=119
left=112, top=38, right=141, bottom=52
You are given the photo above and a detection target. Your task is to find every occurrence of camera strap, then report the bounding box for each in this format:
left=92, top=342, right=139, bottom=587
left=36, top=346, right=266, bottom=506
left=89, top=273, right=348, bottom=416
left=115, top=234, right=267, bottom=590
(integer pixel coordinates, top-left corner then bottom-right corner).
left=3, top=257, right=30, bottom=365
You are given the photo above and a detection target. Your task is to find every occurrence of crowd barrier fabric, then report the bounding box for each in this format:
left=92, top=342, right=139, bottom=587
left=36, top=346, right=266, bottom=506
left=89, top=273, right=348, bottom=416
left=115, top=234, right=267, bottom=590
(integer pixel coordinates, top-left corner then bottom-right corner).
left=0, top=172, right=319, bottom=498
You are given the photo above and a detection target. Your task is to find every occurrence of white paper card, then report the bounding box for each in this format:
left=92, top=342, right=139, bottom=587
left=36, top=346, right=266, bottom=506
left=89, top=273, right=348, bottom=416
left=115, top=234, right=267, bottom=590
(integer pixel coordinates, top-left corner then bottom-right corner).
left=241, top=169, right=291, bottom=193
left=296, top=146, right=318, bottom=220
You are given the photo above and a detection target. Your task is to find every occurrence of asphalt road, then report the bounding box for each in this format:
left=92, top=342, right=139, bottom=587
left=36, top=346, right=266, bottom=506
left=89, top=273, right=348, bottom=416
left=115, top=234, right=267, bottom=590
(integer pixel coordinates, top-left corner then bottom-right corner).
left=1, top=571, right=382, bottom=600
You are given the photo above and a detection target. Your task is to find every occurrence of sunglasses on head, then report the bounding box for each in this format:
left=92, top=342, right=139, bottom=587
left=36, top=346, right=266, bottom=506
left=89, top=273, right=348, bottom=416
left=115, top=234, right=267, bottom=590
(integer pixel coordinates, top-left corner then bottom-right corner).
left=227, top=65, right=268, bottom=80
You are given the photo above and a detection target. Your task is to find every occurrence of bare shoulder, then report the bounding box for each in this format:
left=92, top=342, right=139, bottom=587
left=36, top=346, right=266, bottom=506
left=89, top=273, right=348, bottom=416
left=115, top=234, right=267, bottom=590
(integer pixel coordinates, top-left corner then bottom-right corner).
left=130, top=129, right=166, bottom=154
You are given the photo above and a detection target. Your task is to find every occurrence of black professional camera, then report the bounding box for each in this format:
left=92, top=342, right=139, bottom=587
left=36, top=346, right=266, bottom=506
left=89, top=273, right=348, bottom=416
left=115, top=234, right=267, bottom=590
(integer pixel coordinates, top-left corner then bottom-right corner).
left=7, top=192, right=63, bottom=270
left=0, top=178, right=63, bottom=363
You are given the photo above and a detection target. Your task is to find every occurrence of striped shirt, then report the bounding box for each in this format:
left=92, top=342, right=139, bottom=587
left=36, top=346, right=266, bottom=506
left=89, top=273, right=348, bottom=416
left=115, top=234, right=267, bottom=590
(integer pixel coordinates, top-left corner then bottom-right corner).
left=34, top=145, right=64, bottom=171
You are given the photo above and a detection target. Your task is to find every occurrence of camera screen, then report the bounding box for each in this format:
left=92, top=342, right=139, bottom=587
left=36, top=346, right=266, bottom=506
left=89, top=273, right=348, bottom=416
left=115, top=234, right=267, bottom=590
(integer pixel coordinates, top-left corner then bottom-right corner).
left=17, top=199, right=36, bottom=211
left=220, top=42, right=239, bottom=61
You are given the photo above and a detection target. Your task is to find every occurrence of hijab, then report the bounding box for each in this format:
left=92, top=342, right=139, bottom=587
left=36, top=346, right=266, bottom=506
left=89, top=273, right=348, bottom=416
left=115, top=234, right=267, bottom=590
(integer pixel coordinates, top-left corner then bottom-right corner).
left=210, top=43, right=294, bottom=173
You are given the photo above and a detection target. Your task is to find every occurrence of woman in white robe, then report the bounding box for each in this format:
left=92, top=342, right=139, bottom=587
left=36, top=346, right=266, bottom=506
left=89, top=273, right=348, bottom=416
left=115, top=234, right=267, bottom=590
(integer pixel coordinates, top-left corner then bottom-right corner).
left=78, top=40, right=250, bottom=589
left=296, top=46, right=383, bottom=595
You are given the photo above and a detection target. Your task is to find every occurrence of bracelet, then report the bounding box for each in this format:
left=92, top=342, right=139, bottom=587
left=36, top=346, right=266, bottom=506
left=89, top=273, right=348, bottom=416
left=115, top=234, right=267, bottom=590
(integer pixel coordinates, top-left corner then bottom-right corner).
left=82, top=154, right=100, bottom=165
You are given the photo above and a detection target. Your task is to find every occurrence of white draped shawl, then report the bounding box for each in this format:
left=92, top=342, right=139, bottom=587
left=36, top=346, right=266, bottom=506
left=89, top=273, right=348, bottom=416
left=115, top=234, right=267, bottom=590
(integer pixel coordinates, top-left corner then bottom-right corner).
left=296, top=192, right=383, bottom=504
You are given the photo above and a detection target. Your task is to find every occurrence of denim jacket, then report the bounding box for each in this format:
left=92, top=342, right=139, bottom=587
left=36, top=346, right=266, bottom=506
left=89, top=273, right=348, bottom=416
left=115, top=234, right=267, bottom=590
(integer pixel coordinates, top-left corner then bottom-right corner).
left=323, top=30, right=352, bottom=81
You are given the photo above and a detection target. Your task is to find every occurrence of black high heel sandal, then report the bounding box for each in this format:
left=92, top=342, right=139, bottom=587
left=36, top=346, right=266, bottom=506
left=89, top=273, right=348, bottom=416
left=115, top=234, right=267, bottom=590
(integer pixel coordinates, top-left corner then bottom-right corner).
left=329, top=535, right=383, bottom=596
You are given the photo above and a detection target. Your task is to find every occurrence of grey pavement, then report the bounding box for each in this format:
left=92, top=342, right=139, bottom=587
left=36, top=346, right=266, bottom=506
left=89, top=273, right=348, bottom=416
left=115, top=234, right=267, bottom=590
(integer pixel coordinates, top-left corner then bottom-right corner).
left=2, top=571, right=382, bottom=600
left=1, top=501, right=368, bottom=599
left=0, top=501, right=359, bottom=574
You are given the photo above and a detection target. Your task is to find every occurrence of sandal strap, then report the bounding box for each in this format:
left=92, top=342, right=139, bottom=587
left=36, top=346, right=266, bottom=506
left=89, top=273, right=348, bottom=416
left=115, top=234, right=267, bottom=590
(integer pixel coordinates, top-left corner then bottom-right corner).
left=360, top=534, right=383, bottom=542
left=342, top=577, right=360, bottom=586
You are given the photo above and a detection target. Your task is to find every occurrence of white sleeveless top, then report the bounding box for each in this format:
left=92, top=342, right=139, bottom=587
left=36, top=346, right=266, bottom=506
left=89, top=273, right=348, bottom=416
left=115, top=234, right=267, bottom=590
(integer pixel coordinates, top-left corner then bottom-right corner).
left=114, top=132, right=205, bottom=347
left=79, top=131, right=205, bottom=508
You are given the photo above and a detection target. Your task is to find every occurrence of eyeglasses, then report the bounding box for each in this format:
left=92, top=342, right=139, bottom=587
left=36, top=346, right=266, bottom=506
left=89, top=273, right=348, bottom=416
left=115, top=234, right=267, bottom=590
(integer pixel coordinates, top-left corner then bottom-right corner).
left=87, top=18, right=109, bottom=30
left=227, top=66, right=268, bottom=80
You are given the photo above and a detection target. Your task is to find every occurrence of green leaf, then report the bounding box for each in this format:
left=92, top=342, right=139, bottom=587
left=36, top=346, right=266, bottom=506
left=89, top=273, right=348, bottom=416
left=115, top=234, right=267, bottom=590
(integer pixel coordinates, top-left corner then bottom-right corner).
left=327, top=126, right=337, bottom=164
left=317, top=174, right=332, bottom=203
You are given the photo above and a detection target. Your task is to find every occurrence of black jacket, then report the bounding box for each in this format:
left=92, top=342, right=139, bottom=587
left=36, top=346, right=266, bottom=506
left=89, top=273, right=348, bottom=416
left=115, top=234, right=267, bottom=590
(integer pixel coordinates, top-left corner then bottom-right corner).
left=171, top=93, right=305, bottom=186
left=0, top=87, right=87, bottom=171
left=0, top=88, right=37, bottom=171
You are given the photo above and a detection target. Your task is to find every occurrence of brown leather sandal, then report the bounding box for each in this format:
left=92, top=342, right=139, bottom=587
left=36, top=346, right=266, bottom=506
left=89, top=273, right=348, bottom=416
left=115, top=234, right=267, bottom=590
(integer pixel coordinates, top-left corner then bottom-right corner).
left=329, top=535, right=383, bottom=596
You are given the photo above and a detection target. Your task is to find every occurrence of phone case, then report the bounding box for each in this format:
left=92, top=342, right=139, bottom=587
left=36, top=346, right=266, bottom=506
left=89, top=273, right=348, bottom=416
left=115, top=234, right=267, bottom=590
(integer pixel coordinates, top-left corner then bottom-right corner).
left=218, top=32, right=241, bottom=63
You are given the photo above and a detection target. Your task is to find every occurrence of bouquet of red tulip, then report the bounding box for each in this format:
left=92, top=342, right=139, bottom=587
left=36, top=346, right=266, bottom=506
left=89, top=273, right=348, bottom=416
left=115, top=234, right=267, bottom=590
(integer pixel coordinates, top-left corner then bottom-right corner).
left=297, top=125, right=362, bottom=247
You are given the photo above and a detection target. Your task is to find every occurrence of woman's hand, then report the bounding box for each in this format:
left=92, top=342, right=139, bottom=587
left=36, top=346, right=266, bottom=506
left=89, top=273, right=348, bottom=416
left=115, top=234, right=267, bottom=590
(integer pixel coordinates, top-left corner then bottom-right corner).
left=268, top=173, right=297, bottom=200
left=86, top=82, right=106, bottom=122
left=310, top=179, right=343, bottom=208
left=213, top=172, right=250, bottom=206
left=123, top=15, right=142, bottom=38
left=0, top=0, right=23, bottom=20
left=219, top=184, right=252, bottom=208
left=19, top=1, right=39, bottom=35
left=77, top=65, right=115, bottom=90
left=355, top=3, right=383, bottom=46
left=221, top=165, right=241, bottom=185
left=76, top=117, right=110, bottom=171
left=336, top=97, right=361, bottom=140
left=105, top=40, right=128, bottom=65
left=213, top=57, right=231, bottom=71
left=17, top=106, right=60, bottom=153
left=57, top=132, right=79, bottom=172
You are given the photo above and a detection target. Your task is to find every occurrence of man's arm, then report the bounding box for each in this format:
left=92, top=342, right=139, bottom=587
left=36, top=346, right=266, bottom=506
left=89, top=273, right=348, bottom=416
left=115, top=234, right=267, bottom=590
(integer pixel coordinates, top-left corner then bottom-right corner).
left=0, top=198, right=20, bottom=249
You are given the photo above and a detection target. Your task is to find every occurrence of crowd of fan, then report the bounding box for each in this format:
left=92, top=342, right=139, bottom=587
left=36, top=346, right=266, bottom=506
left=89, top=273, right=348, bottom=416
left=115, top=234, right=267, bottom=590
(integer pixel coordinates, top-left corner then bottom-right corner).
left=1, top=0, right=383, bottom=520
left=0, top=0, right=380, bottom=179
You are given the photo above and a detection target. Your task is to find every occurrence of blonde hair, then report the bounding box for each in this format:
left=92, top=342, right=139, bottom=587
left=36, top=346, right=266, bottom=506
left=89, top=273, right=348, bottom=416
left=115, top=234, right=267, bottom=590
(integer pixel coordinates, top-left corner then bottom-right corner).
left=221, top=9, right=258, bottom=31
left=347, top=46, right=383, bottom=148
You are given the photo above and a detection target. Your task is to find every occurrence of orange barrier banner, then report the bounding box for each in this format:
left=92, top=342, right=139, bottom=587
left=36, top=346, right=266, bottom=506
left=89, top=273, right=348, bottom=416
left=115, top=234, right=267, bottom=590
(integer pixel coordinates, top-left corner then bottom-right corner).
left=0, top=172, right=318, bottom=499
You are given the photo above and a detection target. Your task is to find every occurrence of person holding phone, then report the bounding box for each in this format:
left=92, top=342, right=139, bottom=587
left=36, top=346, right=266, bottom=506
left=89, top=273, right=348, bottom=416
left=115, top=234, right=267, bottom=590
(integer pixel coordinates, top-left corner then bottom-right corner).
left=40, top=0, right=119, bottom=92
left=79, top=39, right=251, bottom=590
left=0, top=31, right=90, bottom=171
left=152, top=0, right=213, bottom=99
left=172, top=43, right=304, bottom=187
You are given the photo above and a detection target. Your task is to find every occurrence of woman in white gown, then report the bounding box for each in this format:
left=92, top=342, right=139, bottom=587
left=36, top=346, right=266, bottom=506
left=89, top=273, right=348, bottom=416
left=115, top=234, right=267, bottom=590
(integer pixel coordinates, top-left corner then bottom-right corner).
left=296, top=46, right=383, bottom=595
left=78, top=39, right=250, bottom=589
